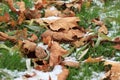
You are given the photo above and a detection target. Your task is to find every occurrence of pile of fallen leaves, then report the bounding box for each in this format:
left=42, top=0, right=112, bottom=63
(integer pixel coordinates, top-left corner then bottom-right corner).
left=0, top=0, right=120, bottom=80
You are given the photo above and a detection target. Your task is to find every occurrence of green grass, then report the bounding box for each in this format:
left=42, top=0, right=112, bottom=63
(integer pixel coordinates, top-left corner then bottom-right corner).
left=0, top=46, right=26, bottom=71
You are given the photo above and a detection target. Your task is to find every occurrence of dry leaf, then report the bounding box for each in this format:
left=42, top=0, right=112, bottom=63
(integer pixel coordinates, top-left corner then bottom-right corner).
left=0, top=32, right=9, bottom=41
left=42, top=29, right=85, bottom=42
left=33, top=59, right=50, bottom=72
left=49, top=17, right=80, bottom=31
left=17, top=12, right=25, bottom=25
left=103, top=61, right=120, bottom=80
left=62, top=60, right=79, bottom=68
left=113, top=37, right=120, bottom=43
left=58, top=68, right=69, bottom=80
left=28, top=34, right=38, bottom=42
left=84, top=56, right=104, bottom=63
left=16, top=1, right=26, bottom=12
left=35, top=46, right=48, bottom=59
left=24, top=9, right=41, bottom=19
left=0, top=13, right=10, bottom=22
left=98, top=25, right=108, bottom=34
left=49, top=41, right=68, bottom=67
left=5, top=0, right=17, bottom=13
left=113, top=44, right=120, bottom=50
left=22, top=40, right=37, bottom=54
left=45, top=7, right=61, bottom=17
left=15, top=28, right=28, bottom=40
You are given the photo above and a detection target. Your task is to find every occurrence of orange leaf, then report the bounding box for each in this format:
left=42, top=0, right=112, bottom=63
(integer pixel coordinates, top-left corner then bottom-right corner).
left=85, top=56, right=104, bottom=63
left=58, top=68, right=69, bottom=80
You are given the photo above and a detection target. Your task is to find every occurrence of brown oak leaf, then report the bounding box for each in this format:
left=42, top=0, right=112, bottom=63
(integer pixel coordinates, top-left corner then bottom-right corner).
left=49, top=41, right=68, bottom=67
left=22, top=40, right=37, bottom=54
left=41, top=29, right=85, bottom=42
left=58, top=68, right=69, bottom=80
left=103, top=61, right=120, bottom=80
left=49, top=17, right=80, bottom=31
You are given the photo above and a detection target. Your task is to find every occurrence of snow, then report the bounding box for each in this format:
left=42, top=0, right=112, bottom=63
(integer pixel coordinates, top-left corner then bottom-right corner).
left=0, top=65, right=62, bottom=80
left=41, top=16, right=61, bottom=21
left=14, top=65, right=62, bottom=80
left=91, top=72, right=105, bottom=80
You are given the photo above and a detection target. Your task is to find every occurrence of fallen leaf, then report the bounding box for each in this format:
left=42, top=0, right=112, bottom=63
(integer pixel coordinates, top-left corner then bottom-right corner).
left=24, top=9, right=41, bottom=19
left=49, top=17, right=80, bottom=31
left=49, top=41, right=68, bottom=67
left=15, top=28, right=28, bottom=40
left=17, top=12, right=25, bottom=25
left=5, top=0, right=17, bottom=13
left=0, top=13, right=10, bottom=22
left=28, top=34, right=38, bottom=42
left=98, top=24, right=108, bottom=34
left=58, top=68, right=69, bottom=80
left=0, top=32, right=9, bottom=41
left=84, top=56, right=104, bottom=63
left=42, top=29, right=85, bottom=42
left=103, top=61, right=120, bottom=80
left=16, top=1, right=26, bottom=12
left=113, top=37, right=120, bottom=43
left=22, top=40, right=37, bottom=54
left=24, top=72, right=36, bottom=78
left=45, top=7, right=61, bottom=17
left=35, top=46, right=48, bottom=59
left=33, top=59, right=50, bottom=72
left=62, top=60, right=79, bottom=68
left=113, top=44, right=120, bottom=50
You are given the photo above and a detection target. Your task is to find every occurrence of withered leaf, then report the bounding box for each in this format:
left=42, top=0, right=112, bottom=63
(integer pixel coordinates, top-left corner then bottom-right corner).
left=45, top=7, right=61, bottom=17
left=35, top=46, right=48, bottom=59
left=5, top=0, right=17, bottom=13
left=0, top=32, right=9, bottom=41
left=58, top=68, right=69, bottom=80
left=42, top=29, right=85, bottom=42
left=0, top=13, right=10, bottom=22
left=49, top=41, right=68, bottom=67
left=22, top=40, right=37, bottom=54
left=49, top=17, right=80, bottom=31
left=113, top=37, right=120, bottom=43
left=113, top=44, right=120, bottom=50
left=28, top=34, right=38, bottom=42
left=103, top=61, right=120, bottom=80
left=62, top=60, right=79, bottom=68
left=84, top=56, right=104, bottom=63
left=16, top=1, right=26, bottom=12
left=98, top=24, right=108, bottom=34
